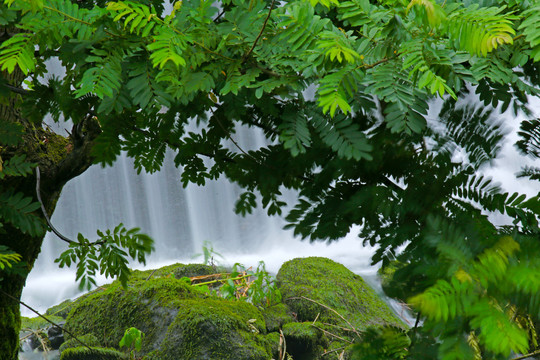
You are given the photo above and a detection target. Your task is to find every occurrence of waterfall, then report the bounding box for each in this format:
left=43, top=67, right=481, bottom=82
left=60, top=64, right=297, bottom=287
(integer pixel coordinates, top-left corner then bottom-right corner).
left=21, top=126, right=377, bottom=317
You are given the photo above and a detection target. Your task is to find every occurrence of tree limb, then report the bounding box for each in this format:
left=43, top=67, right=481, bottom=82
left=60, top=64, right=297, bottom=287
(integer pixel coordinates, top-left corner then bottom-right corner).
left=3, top=83, right=29, bottom=95
left=242, top=0, right=276, bottom=63
left=512, top=349, right=540, bottom=360
left=35, top=166, right=76, bottom=245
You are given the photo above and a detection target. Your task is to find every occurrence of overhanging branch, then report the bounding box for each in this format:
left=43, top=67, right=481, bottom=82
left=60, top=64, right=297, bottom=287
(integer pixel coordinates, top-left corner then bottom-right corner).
left=35, top=166, right=76, bottom=245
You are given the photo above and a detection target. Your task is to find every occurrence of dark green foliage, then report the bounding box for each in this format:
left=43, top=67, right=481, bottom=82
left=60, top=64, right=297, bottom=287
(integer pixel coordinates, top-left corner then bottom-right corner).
left=351, top=326, right=410, bottom=360
left=516, top=119, right=540, bottom=159
left=0, top=188, right=44, bottom=237
left=0, top=121, right=44, bottom=239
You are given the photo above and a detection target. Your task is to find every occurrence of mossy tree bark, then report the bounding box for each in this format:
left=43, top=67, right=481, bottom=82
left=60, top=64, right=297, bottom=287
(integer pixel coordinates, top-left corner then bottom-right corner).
left=0, top=27, right=100, bottom=360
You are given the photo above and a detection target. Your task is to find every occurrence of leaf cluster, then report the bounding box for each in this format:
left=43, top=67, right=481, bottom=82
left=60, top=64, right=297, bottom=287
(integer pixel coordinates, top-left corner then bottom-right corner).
left=54, top=224, right=154, bottom=290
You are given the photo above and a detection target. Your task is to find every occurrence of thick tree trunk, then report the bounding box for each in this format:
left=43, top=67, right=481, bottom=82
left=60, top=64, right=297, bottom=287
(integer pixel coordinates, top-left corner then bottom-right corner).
left=0, top=53, right=100, bottom=359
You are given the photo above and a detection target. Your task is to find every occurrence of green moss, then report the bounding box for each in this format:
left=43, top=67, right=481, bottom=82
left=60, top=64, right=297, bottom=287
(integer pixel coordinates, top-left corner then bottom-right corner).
left=21, top=315, right=64, bottom=330
left=0, top=306, right=20, bottom=360
left=264, top=332, right=281, bottom=359
left=39, top=131, right=70, bottom=163
left=60, top=346, right=127, bottom=360
left=172, top=263, right=222, bottom=279
left=261, top=303, right=294, bottom=332
left=129, top=263, right=186, bottom=281
left=59, top=333, right=100, bottom=353
left=148, top=298, right=272, bottom=360
left=277, top=257, right=404, bottom=332
left=64, top=277, right=204, bottom=355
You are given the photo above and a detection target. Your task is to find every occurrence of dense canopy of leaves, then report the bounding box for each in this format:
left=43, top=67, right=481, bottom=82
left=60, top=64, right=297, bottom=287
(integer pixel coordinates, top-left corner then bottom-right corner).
left=1, top=0, right=540, bottom=358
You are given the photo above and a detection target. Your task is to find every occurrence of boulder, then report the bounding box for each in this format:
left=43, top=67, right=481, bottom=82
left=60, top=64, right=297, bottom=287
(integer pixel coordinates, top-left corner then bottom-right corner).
left=277, top=257, right=404, bottom=331
left=63, top=266, right=275, bottom=360
left=64, top=276, right=205, bottom=356
left=276, top=257, right=405, bottom=359
left=143, top=299, right=273, bottom=360
left=47, top=323, right=66, bottom=350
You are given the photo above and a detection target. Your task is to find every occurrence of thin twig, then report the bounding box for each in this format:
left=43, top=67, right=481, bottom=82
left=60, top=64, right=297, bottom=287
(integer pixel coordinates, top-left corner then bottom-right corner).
left=312, top=312, right=320, bottom=325
left=279, top=329, right=287, bottom=360
left=242, top=0, right=276, bottom=63
left=322, top=345, right=348, bottom=356
left=145, top=269, right=157, bottom=281
left=35, top=166, right=76, bottom=245
left=0, top=289, right=93, bottom=351
left=288, top=296, right=362, bottom=338
left=211, top=111, right=260, bottom=162
left=311, top=324, right=353, bottom=344
left=512, top=349, right=540, bottom=360
left=36, top=166, right=105, bottom=246
left=320, top=322, right=355, bottom=333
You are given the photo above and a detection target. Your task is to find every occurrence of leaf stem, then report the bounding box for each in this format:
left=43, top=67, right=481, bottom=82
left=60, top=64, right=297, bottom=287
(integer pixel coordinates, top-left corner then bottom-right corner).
left=242, top=0, right=276, bottom=63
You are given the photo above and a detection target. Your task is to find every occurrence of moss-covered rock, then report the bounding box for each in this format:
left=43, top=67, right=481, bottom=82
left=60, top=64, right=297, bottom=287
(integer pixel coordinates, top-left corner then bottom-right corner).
left=64, top=271, right=274, bottom=360
left=59, top=333, right=101, bottom=353
left=277, top=257, right=404, bottom=331
left=172, top=263, right=220, bottom=279
left=264, top=331, right=281, bottom=359
left=64, top=277, right=205, bottom=355
left=144, top=299, right=272, bottom=360
left=261, top=303, right=294, bottom=333
left=60, top=346, right=127, bottom=360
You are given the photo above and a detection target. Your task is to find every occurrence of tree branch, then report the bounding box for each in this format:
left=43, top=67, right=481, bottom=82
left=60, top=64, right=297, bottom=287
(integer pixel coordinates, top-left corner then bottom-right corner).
left=242, top=0, right=276, bottom=63
left=3, top=83, right=29, bottom=95
left=512, top=349, right=540, bottom=360
left=35, top=166, right=76, bottom=245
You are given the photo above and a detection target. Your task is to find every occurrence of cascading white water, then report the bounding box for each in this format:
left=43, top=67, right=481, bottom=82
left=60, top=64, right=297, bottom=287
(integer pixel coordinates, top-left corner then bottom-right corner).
left=20, top=125, right=378, bottom=317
